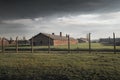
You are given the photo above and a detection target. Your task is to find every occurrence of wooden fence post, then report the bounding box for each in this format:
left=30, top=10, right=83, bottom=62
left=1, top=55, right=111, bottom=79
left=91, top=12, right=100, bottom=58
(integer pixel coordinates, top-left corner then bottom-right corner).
left=113, top=33, right=116, bottom=54
left=88, top=33, right=91, bottom=53
left=68, top=35, right=70, bottom=53
left=16, top=36, right=18, bottom=53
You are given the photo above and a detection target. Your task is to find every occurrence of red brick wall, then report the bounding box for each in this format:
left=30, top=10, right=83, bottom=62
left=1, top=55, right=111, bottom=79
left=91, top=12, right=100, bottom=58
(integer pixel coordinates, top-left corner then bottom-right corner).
left=0, top=40, right=9, bottom=46
left=30, top=33, right=78, bottom=46
left=54, top=39, right=78, bottom=46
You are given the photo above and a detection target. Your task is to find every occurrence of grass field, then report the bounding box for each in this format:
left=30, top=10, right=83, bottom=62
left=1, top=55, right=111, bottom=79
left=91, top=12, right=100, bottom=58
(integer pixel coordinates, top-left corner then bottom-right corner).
left=4, top=43, right=120, bottom=49
left=0, top=53, right=120, bottom=80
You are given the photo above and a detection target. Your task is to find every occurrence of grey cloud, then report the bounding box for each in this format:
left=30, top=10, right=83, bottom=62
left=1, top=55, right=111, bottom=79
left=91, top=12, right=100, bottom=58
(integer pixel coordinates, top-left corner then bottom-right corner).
left=0, top=23, right=32, bottom=34
left=0, top=21, right=51, bottom=35
left=0, top=0, right=120, bottom=39
left=0, top=0, right=120, bottom=20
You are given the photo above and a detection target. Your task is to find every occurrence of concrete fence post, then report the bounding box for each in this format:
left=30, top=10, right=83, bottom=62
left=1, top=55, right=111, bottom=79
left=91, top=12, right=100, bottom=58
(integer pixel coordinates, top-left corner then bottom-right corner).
left=88, top=33, right=91, bottom=53
left=16, top=36, right=18, bottom=53
left=113, top=33, right=116, bottom=54
left=31, top=36, right=34, bottom=53
left=48, top=34, right=50, bottom=53
left=0, top=37, right=2, bottom=52
left=2, top=37, right=4, bottom=53
left=68, top=35, right=70, bottom=53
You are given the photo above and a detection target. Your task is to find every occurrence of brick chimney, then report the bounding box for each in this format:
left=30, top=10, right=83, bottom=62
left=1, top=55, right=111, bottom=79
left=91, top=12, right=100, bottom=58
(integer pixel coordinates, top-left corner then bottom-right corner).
left=52, top=33, right=55, bottom=35
left=60, top=32, right=62, bottom=37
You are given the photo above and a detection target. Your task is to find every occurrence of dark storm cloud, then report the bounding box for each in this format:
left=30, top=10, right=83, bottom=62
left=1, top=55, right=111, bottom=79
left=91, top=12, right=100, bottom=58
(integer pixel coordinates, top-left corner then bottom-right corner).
left=0, top=23, right=29, bottom=32
left=0, top=0, right=120, bottom=20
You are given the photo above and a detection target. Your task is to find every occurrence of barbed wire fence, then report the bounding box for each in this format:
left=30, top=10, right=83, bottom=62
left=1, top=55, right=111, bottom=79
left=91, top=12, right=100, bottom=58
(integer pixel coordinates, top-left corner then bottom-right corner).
left=0, top=33, right=119, bottom=54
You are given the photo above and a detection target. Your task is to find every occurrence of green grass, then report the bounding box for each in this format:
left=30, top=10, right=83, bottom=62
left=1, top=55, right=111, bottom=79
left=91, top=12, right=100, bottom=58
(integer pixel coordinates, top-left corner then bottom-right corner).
left=4, top=43, right=120, bottom=50
left=0, top=53, right=120, bottom=80
left=78, top=43, right=120, bottom=49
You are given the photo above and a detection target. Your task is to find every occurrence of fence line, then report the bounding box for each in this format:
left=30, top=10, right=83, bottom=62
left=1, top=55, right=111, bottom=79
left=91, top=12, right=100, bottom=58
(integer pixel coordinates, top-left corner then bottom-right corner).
left=0, top=33, right=120, bottom=53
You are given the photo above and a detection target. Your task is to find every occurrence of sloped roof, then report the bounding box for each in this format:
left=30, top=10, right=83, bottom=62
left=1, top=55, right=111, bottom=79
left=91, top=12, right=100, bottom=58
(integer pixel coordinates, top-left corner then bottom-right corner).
left=31, top=33, right=76, bottom=40
left=1, top=37, right=9, bottom=41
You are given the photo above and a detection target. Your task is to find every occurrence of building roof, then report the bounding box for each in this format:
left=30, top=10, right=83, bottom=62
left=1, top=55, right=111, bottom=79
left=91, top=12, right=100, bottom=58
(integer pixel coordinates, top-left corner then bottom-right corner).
left=0, top=37, right=9, bottom=41
left=30, top=33, right=76, bottom=40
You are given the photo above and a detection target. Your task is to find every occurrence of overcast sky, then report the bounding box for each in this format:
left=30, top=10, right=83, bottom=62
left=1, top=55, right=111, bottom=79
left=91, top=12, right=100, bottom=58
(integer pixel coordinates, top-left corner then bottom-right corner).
left=0, top=0, right=120, bottom=39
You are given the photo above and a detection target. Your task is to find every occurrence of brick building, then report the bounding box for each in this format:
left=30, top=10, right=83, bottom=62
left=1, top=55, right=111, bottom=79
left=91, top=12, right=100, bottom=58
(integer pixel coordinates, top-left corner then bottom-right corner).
left=99, top=38, right=120, bottom=46
left=77, top=38, right=88, bottom=43
left=0, top=37, right=9, bottom=46
left=29, top=32, right=78, bottom=46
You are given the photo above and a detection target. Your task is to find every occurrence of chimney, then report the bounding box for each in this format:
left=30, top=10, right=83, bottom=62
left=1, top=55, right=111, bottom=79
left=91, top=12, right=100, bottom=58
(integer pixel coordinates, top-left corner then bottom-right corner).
left=60, top=32, right=62, bottom=37
left=66, top=34, right=68, bottom=37
left=52, top=33, right=55, bottom=35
